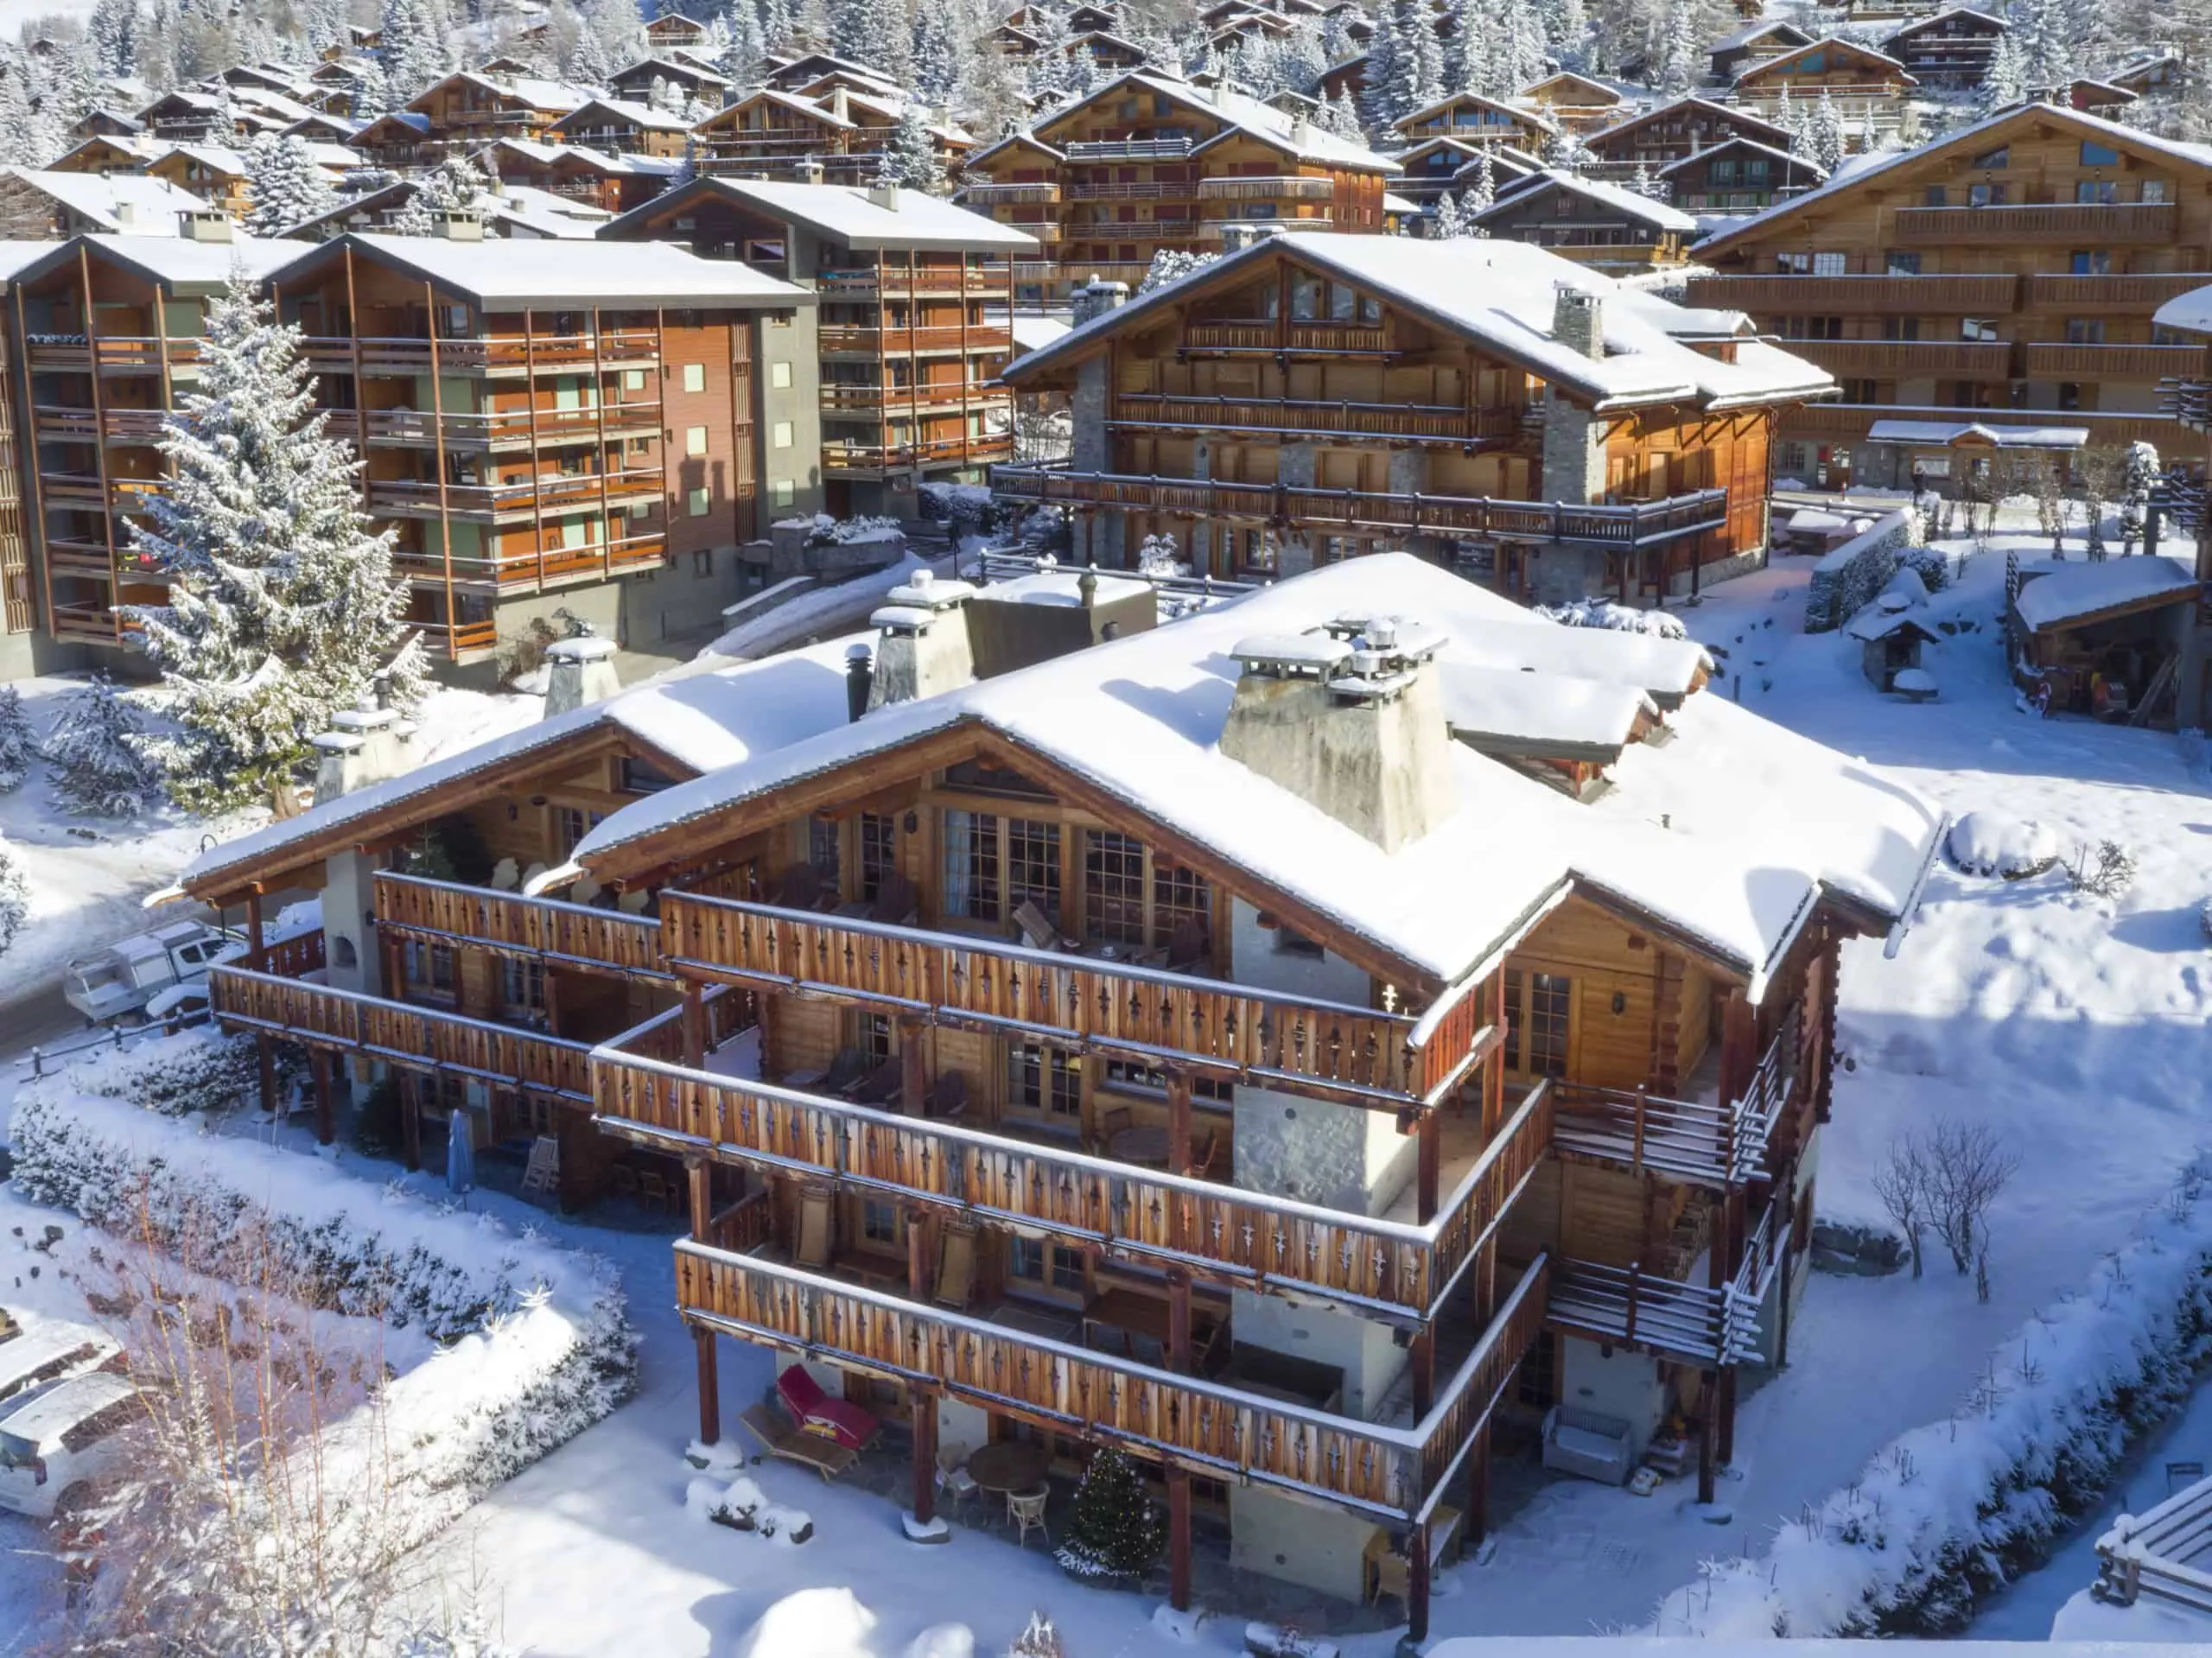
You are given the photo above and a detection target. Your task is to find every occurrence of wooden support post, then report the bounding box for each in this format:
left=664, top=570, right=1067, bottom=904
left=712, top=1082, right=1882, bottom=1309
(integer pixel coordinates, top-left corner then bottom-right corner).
left=681, top=980, right=705, bottom=1070
left=1407, top=1519, right=1432, bottom=1644
left=382, top=931, right=405, bottom=1002
left=911, top=1393, right=938, bottom=1526
left=310, top=1047, right=334, bottom=1146
left=695, top=1327, right=721, bottom=1448
left=899, top=1014, right=926, bottom=1116
left=687, top=1155, right=712, bottom=1243
left=1410, top=1326, right=1435, bottom=1419
left=907, top=1204, right=931, bottom=1299
left=543, top=967, right=563, bottom=1040
left=245, top=886, right=266, bottom=968
left=400, top=1071, right=423, bottom=1172
left=757, top=989, right=780, bottom=1082
left=1166, top=1064, right=1192, bottom=1178
left=1698, top=1379, right=1718, bottom=1506
left=256, top=1035, right=276, bottom=1117
left=1167, top=1465, right=1192, bottom=1612
left=1416, top=1106, right=1440, bottom=1225
left=1166, top=1268, right=1192, bottom=1374
left=1468, top=1420, right=1492, bottom=1545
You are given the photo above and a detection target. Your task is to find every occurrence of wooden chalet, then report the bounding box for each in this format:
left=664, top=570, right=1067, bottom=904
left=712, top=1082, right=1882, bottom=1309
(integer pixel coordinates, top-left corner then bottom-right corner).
left=2145, top=283, right=2212, bottom=729
left=348, top=111, right=439, bottom=172
left=1390, top=90, right=1554, bottom=151
left=690, top=86, right=970, bottom=187
left=1471, top=170, right=1699, bottom=274
left=549, top=98, right=692, bottom=160
left=0, top=170, right=206, bottom=240
left=2110, top=51, right=2188, bottom=97
left=762, top=53, right=902, bottom=95
left=478, top=140, right=677, bottom=216
left=48, top=135, right=165, bottom=178
left=995, top=232, right=1830, bottom=597
left=135, top=89, right=248, bottom=144
left=0, top=245, right=46, bottom=673
left=1687, top=102, right=2212, bottom=490
left=645, top=11, right=709, bottom=48
left=1878, top=7, right=2009, bottom=90
left=603, top=177, right=1033, bottom=512
left=1658, top=137, right=1825, bottom=213
left=607, top=55, right=734, bottom=108
left=178, top=549, right=1942, bottom=1640
left=143, top=145, right=253, bottom=217
left=404, top=71, right=592, bottom=156
left=260, top=231, right=820, bottom=663
left=70, top=106, right=146, bottom=141
left=1731, top=38, right=1919, bottom=127
left=1580, top=98, right=1790, bottom=176
left=1707, top=17, right=1814, bottom=80
left=1062, top=29, right=1150, bottom=70
left=1513, top=73, right=1626, bottom=134
left=2050, top=78, right=2139, bottom=117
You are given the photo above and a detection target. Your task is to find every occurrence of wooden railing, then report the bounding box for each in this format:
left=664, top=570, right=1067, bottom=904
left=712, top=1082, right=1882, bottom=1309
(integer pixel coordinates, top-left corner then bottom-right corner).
left=365, top=467, right=663, bottom=518
left=2020, top=342, right=2206, bottom=379
left=358, top=403, right=662, bottom=448
left=1196, top=176, right=1334, bottom=200
left=1111, top=393, right=1522, bottom=444
left=262, top=929, right=327, bottom=979
left=2093, top=1474, right=2212, bottom=1616
left=991, top=466, right=1729, bottom=548
left=818, top=325, right=1014, bottom=353
left=1791, top=339, right=2012, bottom=377
left=1063, top=136, right=1193, bottom=159
left=706, top=1187, right=777, bottom=1253
left=1185, top=321, right=1389, bottom=353
left=594, top=1037, right=1547, bottom=1317
left=207, top=966, right=594, bottom=1103
left=817, top=264, right=1012, bottom=296
left=372, top=871, right=666, bottom=979
left=675, top=1237, right=1549, bottom=1520
left=658, top=893, right=1485, bottom=1108
left=1894, top=201, right=2177, bottom=245
left=1549, top=1196, right=1781, bottom=1366
left=819, top=383, right=1006, bottom=412
left=342, top=333, right=660, bottom=373
left=959, top=181, right=1062, bottom=204
left=1684, top=272, right=2020, bottom=314
left=2024, top=273, right=2212, bottom=312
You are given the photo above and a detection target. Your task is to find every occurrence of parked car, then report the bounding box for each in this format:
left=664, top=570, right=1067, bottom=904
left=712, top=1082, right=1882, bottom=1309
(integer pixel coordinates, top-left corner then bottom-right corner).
left=63, top=922, right=247, bottom=1026
left=142, top=982, right=213, bottom=1031
left=0, top=1317, right=120, bottom=1411
left=0, top=1372, right=139, bottom=1520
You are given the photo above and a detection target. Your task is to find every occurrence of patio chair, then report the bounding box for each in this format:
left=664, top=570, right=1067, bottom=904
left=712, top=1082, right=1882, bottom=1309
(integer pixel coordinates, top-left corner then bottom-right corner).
left=773, top=863, right=823, bottom=911
left=933, top=1224, right=977, bottom=1311
left=870, top=871, right=919, bottom=926
left=848, top=1058, right=902, bottom=1106
left=794, top=1187, right=835, bottom=1269
left=924, top=1070, right=969, bottom=1121
left=818, top=1046, right=871, bottom=1096
left=1188, top=1130, right=1222, bottom=1178
left=1097, top=1105, right=1134, bottom=1143
left=937, top=1450, right=981, bottom=1515
left=776, top=1364, right=880, bottom=1451
left=740, top=1403, right=856, bottom=1483
left=1166, top=917, right=1210, bottom=974
left=1007, top=1484, right=1050, bottom=1549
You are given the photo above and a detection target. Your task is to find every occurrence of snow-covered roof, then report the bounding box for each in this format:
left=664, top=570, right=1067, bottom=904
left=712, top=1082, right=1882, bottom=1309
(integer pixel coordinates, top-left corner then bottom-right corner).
left=3, top=168, right=209, bottom=232
left=608, top=177, right=1039, bottom=252
left=180, top=639, right=865, bottom=894
left=1738, top=35, right=1916, bottom=81
left=2013, top=555, right=2200, bottom=632
left=1475, top=168, right=1700, bottom=232
left=1394, top=88, right=1556, bottom=135
left=1880, top=5, right=2008, bottom=42
left=1438, top=661, right=1656, bottom=756
left=1656, top=137, right=1821, bottom=180
left=553, top=97, right=694, bottom=134
left=703, top=86, right=860, bottom=133
left=1588, top=97, right=1789, bottom=149
left=1001, top=232, right=1835, bottom=413
left=0, top=240, right=60, bottom=286
left=1515, top=71, right=1627, bottom=104
left=610, top=54, right=732, bottom=86
left=1009, top=314, right=1071, bottom=353
left=2152, top=284, right=2212, bottom=335
left=1711, top=16, right=1814, bottom=51
left=352, top=111, right=433, bottom=138
left=1040, top=71, right=1399, bottom=174
left=966, top=130, right=1066, bottom=167
left=413, top=72, right=593, bottom=114
left=1865, top=418, right=2088, bottom=449
left=58, top=232, right=308, bottom=292
left=1696, top=105, right=2212, bottom=255
left=267, top=232, right=812, bottom=309
left=1383, top=192, right=1420, bottom=213
left=571, top=556, right=1938, bottom=990
left=152, top=142, right=250, bottom=175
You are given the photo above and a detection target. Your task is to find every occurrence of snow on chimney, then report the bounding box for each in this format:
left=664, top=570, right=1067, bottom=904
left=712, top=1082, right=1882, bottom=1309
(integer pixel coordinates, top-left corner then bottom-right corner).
left=543, top=634, right=620, bottom=715
left=868, top=569, right=977, bottom=710
left=868, top=182, right=900, bottom=210
left=177, top=207, right=233, bottom=243
left=1553, top=283, right=1605, bottom=361
left=1218, top=616, right=1454, bottom=853
left=312, top=689, right=415, bottom=801
left=1071, top=277, right=1128, bottom=326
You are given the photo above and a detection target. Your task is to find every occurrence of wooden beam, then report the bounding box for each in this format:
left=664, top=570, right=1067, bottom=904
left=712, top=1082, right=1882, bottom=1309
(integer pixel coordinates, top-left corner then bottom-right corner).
left=310, top=1046, right=334, bottom=1146
left=400, top=1070, right=423, bottom=1172
left=1410, top=1326, right=1434, bottom=1419
left=1416, top=1106, right=1440, bottom=1224
left=1167, top=1464, right=1192, bottom=1611
left=695, top=1327, right=721, bottom=1447
left=1407, top=1518, right=1431, bottom=1644
left=899, top=1013, right=927, bottom=1117
left=912, top=1394, right=938, bottom=1526
left=681, top=979, right=705, bottom=1070
left=688, top=1155, right=712, bottom=1242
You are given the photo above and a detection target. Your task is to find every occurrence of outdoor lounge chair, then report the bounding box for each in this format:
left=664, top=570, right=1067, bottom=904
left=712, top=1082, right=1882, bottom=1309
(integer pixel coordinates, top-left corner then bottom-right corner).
left=740, top=1403, right=857, bottom=1482
left=923, top=1071, right=969, bottom=1121
left=870, top=871, right=920, bottom=926
left=848, top=1058, right=902, bottom=1106
left=933, top=1224, right=977, bottom=1311
left=776, top=1364, right=880, bottom=1451
left=795, top=1188, right=834, bottom=1269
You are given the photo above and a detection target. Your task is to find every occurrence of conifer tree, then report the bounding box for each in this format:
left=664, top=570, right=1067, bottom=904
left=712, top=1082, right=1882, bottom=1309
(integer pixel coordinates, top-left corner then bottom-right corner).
left=912, top=3, right=968, bottom=104
left=1405, top=0, right=1445, bottom=116
left=121, top=264, right=424, bottom=816
left=1656, top=0, right=1700, bottom=93
left=1808, top=86, right=1847, bottom=172
left=875, top=102, right=944, bottom=191
left=390, top=153, right=489, bottom=232
left=245, top=132, right=338, bottom=236
left=1462, top=143, right=1496, bottom=214
left=1980, top=31, right=2028, bottom=114
left=1433, top=188, right=1469, bottom=236
left=46, top=672, right=160, bottom=818
left=2120, top=441, right=2160, bottom=552
left=1053, top=1448, right=1165, bottom=1581
left=0, top=684, right=36, bottom=793
left=88, top=0, right=142, bottom=78
left=1360, top=0, right=1404, bottom=130
left=0, top=833, right=26, bottom=959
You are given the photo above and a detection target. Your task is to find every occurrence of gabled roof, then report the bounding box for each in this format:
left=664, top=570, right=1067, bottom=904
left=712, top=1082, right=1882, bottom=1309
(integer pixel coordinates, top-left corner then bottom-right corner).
left=552, top=97, right=694, bottom=135
left=1516, top=70, right=1626, bottom=104
left=1001, top=231, right=1833, bottom=413
left=1, top=168, right=207, bottom=232
left=696, top=86, right=859, bottom=133
left=1880, top=5, right=2008, bottom=45
left=1393, top=87, right=1556, bottom=135
left=1655, top=135, right=1825, bottom=180
left=1478, top=168, right=1700, bottom=232
left=1695, top=102, right=2212, bottom=257
left=13, top=231, right=308, bottom=295
left=601, top=175, right=1039, bottom=252
left=1737, top=36, right=1916, bottom=84
left=1450, top=143, right=1547, bottom=181
left=1710, top=16, right=1815, bottom=52
left=408, top=71, right=593, bottom=116
left=269, top=231, right=814, bottom=308
left=1586, top=96, right=1789, bottom=150
left=966, top=130, right=1066, bottom=168
left=350, top=111, right=434, bottom=142
left=1033, top=71, right=1397, bottom=174
left=609, top=54, right=733, bottom=87
left=148, top=143, right=250, bottom=177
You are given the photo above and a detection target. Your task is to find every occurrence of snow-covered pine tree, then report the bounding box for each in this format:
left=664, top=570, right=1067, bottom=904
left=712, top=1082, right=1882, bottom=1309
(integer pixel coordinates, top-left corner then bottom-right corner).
left=2014, top=0, right=2078, bottom=93
left=46, top=671, right=160, bottom=818
left=1462, top=143, right=1496, bottom=214
left=1657, top=0, right=1700, bottom=93
left=834, top=0, right=910, bottom=79
left=912, top=3, right=967, bottom=104
left=1322, top=86, right=1363, bottom=139
left=1808, top=86, right=1847, bottom=173
left=121, top=263, right=425, bottom=816
left=390, top=153, right=489, bottom=233
left=1538, top=0, right=1588, bottom=69
left=1980, top=30, right=2028, bottom=114
left=875, top=102, right=944, bottom=191
left=381, top=0, right=450, bottom=102
left=1360, top=0, right=1404, bottom=130
left=1405, top=0, right=1445, bottom=115
left=1545, top=121, right=1590, bottom=171
left=1139, top=247, right=1220, bottom=290
left=1432, top=189, right=1466, bottom=236
left=245, top=132, right=338, bottom=236
left=88, top=0, right=141, bottom=78
left=1053, top=1448, right=1165, bottom=1581
left=1507, top=0, right=1549, bottom=93
left=2120, top=440, right=2159, bottom=552
left=0, top=66, right=46, bottom=168
left=0, top=832, right=25, bottom=958
left=0, top=684, right=36, bottom=792
left=1454, top=0, right=1498, bottom=99
left=1630, top=158, right=1655, bottom=196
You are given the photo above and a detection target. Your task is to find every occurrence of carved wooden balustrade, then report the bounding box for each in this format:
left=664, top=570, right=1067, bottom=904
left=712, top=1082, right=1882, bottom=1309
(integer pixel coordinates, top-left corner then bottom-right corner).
left=373, top=872, right=668, bottom=981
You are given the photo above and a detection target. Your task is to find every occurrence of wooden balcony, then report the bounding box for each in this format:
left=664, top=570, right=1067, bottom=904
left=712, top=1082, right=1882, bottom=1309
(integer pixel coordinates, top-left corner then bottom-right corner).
left=1684, top=273, right=2021, bottom=314
left=410, top=616, right=501, bottom=657
left=2022, top=274, right=2212, bottom=313
left=356, top=403, right=662, bottom=449
left=658, top=893, right=1493, bottom=1110
left=207, top=965, right=594, bottom=1103
left=1195, top=176, right=1334, bottom=201
left=1184, top=321, right=1389, bottom=354
left=1063, top=136, right=1193, bottom=160
left=2019, top=342, right=2207, bottom=380
left=819, top=383, right=1008, bottom=414
left=1548, top=1197, right=1782, bottom=1366
left=372, top=871, right=667, bottom=980
left=594, top=1027, right=1549, bottom=1317
left=1894, top=201, right=2178, bottom=246
left=1066, top=181, right=1177, bottom=200
left=1112, top=393, right=1524, bottom=445
left=48, top=602, right=123, bottom=644
left=1783, top=403, right=2183, bottom=447
left=816, top=264, right=1013, bottom=298
left=959, top=181, right=1062, bottom=204
left=340, top=333, right=660, bottom=376
left=1790, top=339, right=2012, bottom=377
left=32, top=406, right=168, bottom=443
left=818, top=325, right=1014, bottom=354
left=993, top=466, right=1731, bottom=549
left=675, top=1237, right=1549, bottom=1521
left=822, top=434, right=1012, bottom=473
left=365, top=467, right=662, bottom=522
left=391, top=530, right=668, bottom=588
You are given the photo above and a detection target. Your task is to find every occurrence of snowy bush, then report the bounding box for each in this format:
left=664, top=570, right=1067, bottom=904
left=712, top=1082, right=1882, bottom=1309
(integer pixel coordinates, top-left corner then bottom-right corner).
left=1530, top=598, right=1689, bottom=639
left=1006, top=1612, right=1065, bottom=1658
left=2067, top=838, right=2139, bottom=899
left=46, top=670, right=161, bottom=816
left=685, top=1471, right=814, bottom=1543
left=1806, top=510, right=1919, bottom=632
left=1946, top=810, right=2061, bottom=879
left=0, top=833, right=25, bottom=958
left=808, top=513, right=904, bottom=546
left=1137, top=532, right=1189, bottom=578
left=0, top=683, right=35, bottom=791
left=14, top=1024, right=269, bottom=1117
left=1647, top=1159, right=2212, bottom=1637
left=1137, top=248, right=1220, bottom=294
left=1897, top=544, right=1951, bottom=594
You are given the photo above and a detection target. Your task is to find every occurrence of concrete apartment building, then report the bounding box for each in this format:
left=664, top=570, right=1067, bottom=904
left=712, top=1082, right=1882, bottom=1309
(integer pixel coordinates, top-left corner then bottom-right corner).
left=601, top=178, right=1035, bottom=516
left=175, top=552, right=1942, bottom=1640
left=1687, top=103, right=2212, bottom=491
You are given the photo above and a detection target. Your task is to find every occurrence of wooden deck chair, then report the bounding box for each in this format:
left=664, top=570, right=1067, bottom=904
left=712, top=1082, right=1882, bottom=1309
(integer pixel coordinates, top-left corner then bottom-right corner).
left=925, top=1070, right=969, bottom=1121
left=795, top=1188, right=833, bottom=1269
left=849, top=1058, right=901, bottom=1105
left=1166, top=916, right=1209, bottom=974
left=1011, top=899, right=1058, bottom=950
left=933, top=1224, right=977, bottom=1310
left=740, top=1403, right=857, bottom=1483
left=773, top=863, right=822, bottom=910
left=1188, top=1129, right=1222, bottom=1178
left=871, top=870, right=919, bottom=925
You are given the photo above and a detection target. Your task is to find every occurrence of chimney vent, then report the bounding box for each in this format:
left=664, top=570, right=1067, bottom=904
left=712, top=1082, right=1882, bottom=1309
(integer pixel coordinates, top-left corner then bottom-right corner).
left=868, top=183, right=899, bottom=210
left=543, top=633, right=620, bottom=715
left=1553, top=283, right=1605, bottom=361
left=177, top=207, right=233, bottom=243
left=1071, top=277, right=1128, bottom=326
left=845, top=642, right=874, bottom=721
left=430, top=208, right=486, bottom=240
left=868, top=569, right=978, bottom=709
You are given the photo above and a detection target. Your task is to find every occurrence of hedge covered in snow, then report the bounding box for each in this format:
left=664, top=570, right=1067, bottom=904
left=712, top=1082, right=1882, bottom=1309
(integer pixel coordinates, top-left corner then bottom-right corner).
left=1645, top=1160, right=2212, bottom=1637
left=1804, top=508, right=1927, bottom=634
left=10, top=1088, right=638, bottom=1550
left=15, top=1024, right=272, bottom=1120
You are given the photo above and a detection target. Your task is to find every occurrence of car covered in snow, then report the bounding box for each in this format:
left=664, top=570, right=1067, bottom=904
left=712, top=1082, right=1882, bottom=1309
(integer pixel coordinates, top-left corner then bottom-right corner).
left=0, top=1314, right=121, bottom=1411
left=0, top=1371, right=138, bottom=1520
left=62, top=921, right=248, bottom=1026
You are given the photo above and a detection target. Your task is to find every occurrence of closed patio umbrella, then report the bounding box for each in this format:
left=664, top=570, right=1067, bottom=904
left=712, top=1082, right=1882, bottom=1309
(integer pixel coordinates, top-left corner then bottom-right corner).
left=446, top=1108, right=475, bottom=1205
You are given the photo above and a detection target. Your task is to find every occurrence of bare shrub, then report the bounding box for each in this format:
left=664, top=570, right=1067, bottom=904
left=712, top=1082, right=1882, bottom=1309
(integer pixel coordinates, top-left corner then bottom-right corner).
left=1923, top=1121, right=2020, bottom=1277
left=1872, top=1134, right=1930, bottom=1280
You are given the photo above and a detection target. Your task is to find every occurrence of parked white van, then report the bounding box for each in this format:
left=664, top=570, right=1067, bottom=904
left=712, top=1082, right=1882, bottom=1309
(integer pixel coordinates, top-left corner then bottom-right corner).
left=0, top=1373, right=139, bottom=1520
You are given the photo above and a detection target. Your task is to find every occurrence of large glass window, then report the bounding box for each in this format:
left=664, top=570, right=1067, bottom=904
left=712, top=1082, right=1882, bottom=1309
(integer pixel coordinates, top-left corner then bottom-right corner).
left=1084, top=829, right=1147, bottom=943
left=1005, top=817, right=1061, bottom=918
left=942, top=809, right=1001, bottom=919
left=1503, top=969, right=1572, bottom=1078
left=1007, top=1043, right=1080, bottom=1121
left=859, top=811, right=897, bottom=901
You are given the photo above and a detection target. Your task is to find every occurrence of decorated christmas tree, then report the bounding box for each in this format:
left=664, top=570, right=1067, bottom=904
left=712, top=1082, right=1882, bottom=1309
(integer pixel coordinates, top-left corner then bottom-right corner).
left=46, top=671, right=160, bottom=818
left=0, top=683, right=35, bottom=792
left=1053, top=1447, right=1164, bottom=1582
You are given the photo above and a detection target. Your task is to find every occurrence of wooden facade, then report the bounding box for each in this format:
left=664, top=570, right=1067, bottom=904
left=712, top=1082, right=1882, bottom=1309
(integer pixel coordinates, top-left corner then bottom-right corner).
left=690, top=88, right=969, bottom=187
left=1659, top=137, right=1825, bottom=214
left=1879, top=7, right=2009, bottom=89
left=1581, top=98, right=1791, bottom=176
left=404, top=72, right=588, bottom=156
left=1390, top=92, right=1554, bottom=151
left=1731, top=38, right=1920, bottom=130
left=1472, top=175, right=1694, bottom=274
left=1689, top=105, right=2212, bottom=492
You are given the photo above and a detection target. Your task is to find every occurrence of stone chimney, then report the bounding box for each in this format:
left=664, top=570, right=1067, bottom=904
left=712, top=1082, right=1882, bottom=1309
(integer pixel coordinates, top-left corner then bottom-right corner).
left=111, top=200, right=138, bottom=231
left=1071, top=277, right=1129, bottom=327
left=1553, top=283, right=1605, bottom=360
left=177, top=207, right=233, bottom=243
left=845, top=641, right=874, bottom=721
left=830, top=86, right=850, bottom=122
left=1291, top=114, right=1311, bottom=148
left=544, top=633, right=620, bottom=715
left=798, top=159, right=827, bottom=186
left=1218, top=617, right=1454, bottom=853
left=867, top=569, right=977, bottom=710
left=867, top=183, right=900, bottom=210
left=311, top=688, right=416, bottom=803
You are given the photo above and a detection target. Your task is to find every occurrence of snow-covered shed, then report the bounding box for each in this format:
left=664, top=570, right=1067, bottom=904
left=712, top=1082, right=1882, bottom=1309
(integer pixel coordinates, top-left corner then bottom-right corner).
left=2010, top=554, right=2202, bottom=721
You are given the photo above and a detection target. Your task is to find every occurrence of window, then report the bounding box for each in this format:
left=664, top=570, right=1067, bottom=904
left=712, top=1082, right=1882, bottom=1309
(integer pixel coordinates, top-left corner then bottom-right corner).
left=859, top=811, right=897, bottom=901
left=1289, top=273, right=1323, bottom=319
left=1923, top=186, right=1948, bottom=206
left=687, top=486, right=709, bottom=517
left=1961, top=316, right=1999, bottom=340
left=1005, top=817, right=1061, bottom=917
left=1780, top=315, right=1842, bottom=340
left=624, top=368, right=646, bottom=391
left=1516, top=1332, right=1558, bottom=1409
left=1886, top=251, right=1922, bottom=275
left=2081, top=140, right=2120, bottom=166
left=620, top=758, right=677, bottom=793
left=1008, top=1236, right=1085, bottom=1296
left=404, top=940, right=454, bottom=995
left=1503, top=969, right=1571, bottom=1078
left=2064, top=317, right=2105, bottom=344
left=1811, top=251, right=1846, bottom=276
left=2075, top=180, right=2119, bottom=204
left=770, top=359, right=792, bottom=388
left=1083, top=829, right=1146, bottom=943
left=1778, top=441, right=1809, bottom=475
left=687, top=549, right=709, bottom=577
left=860, top=1198, right=902, bottom=1248
left=1971, top=145, right=2010, bottom=168
left=808, top=814, right=842, bottom=884
left=686, top=424, right=709, bottom=454
left=2142, top=180, right=2170, bottom=204
left=772, top=479, right=795, bottom=507
left=681, top=363, right=705, bottom=392
left=1967, top=181, right=2008, bottom=206
left=1099, top=1059, right=1230, bottom=1102
left=861, top=1011, right=893, bottom=1062
left=1881, top=316, right=1921, bottom=340
left=1775, top=251, right=1812, bottom=273
left=556, top=807, right=605, bottom=856
left=2058, top=381, right=2083, bottom=410
left=1840, top=378, right=1881, bottom=403
left=2071, top=250, right=2113, bottom=274
left=942, top=808, right=1001, bottom=919
left=1274, top=924, right=1325, bottom=959
left=1007, top=1043, right=1080, bottom=1121
left=772, top=420, right=794, bottom=448
left=502, top=957, right=544, bottom=1013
